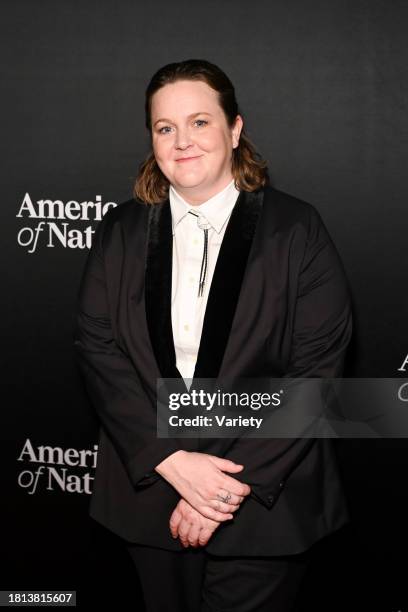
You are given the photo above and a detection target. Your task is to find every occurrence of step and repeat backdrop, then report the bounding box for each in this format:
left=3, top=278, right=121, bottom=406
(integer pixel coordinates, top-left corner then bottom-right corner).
left=2, top=1, right=408, bottom=609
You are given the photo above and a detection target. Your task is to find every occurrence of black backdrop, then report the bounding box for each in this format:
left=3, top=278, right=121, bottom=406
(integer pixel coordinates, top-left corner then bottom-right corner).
left=2, top=0, right=408, bottom=609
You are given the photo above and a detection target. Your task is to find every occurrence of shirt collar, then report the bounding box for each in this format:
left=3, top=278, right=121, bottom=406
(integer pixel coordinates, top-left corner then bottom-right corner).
left=169, top=179, right=240, bottom=235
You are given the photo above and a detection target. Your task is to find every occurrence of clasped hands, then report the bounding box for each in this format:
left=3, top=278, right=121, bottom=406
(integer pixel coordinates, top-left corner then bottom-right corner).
left=155, top=450, right=251, bottom=548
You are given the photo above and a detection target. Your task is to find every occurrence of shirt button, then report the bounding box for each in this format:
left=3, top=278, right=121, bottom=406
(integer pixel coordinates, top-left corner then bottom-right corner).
left=193, top=239, right=199, bottom=245
left=189, top=276, right=194, bottom=283
left=184, top=324, right=190, bottom=331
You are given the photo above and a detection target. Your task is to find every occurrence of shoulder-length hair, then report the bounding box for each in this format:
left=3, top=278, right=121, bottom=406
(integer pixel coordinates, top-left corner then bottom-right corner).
left=133, top=59, right=269, bottom=205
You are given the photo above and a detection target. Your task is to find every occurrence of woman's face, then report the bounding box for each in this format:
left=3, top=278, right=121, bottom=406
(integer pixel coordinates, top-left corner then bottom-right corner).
left=150, top=79, right=243, bottom=204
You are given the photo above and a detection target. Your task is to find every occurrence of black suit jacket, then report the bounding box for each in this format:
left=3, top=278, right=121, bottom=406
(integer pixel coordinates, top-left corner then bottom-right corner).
left=73, top=184, right=353, bottom=555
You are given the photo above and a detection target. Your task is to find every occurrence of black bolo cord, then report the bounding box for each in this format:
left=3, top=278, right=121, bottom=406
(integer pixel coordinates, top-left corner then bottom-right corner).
left=188, top=210, right=210, bottom=297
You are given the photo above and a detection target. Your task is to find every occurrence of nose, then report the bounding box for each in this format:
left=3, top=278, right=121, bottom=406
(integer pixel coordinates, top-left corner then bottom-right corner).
left=174, top=126, right=193, bottom=150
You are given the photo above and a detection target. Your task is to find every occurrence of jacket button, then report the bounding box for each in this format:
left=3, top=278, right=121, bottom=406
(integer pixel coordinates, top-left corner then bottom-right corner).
left=267, top=494, right=274, bottom=503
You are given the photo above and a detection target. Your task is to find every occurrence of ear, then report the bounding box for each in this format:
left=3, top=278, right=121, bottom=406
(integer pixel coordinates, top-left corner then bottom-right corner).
left=231, top=115, right=244, bottom=149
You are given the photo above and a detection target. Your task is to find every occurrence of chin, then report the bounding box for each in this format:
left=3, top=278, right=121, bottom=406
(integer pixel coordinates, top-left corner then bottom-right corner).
left=174, top=176, right=207, bottom=189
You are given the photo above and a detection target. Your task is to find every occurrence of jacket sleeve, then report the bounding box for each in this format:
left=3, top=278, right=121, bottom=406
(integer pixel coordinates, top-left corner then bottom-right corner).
left=203, top=205, right=353, bottom=509
left=73, top=209, right=193, bottom=488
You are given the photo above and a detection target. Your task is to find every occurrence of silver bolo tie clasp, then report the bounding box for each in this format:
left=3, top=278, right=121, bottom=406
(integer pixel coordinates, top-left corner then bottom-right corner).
left=188, top=210, right=211, bottom=297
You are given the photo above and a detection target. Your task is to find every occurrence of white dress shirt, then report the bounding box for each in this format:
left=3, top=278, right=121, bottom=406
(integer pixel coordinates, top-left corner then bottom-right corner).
left=169, top=178, right=241, bottom=385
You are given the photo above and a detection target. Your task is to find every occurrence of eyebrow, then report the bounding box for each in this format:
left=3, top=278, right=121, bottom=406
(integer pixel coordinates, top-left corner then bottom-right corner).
left=153, top=112, right=212, bottom=127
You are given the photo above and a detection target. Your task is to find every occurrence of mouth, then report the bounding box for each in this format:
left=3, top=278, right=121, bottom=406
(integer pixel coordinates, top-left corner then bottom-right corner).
left=175, top=155, right=202, bottom=163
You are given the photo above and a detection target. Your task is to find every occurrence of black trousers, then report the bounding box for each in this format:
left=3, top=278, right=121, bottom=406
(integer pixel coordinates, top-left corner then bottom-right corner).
left=125, top=542, right=310, bottom=612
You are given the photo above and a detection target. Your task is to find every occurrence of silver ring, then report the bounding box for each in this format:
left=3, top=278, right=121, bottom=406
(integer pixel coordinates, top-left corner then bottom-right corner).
left=216, top=491, right=232, bottom=504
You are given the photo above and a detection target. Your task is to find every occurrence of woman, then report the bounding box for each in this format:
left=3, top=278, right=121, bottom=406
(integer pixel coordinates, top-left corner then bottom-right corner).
left=74, top=59, right=352, bottom=611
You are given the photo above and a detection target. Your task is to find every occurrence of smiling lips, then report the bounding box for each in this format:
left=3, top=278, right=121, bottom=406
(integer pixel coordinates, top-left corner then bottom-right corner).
left=175, top=155, right=202, bottom=162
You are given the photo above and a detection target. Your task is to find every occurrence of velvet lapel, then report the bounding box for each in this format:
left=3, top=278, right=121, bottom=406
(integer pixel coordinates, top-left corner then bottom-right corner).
left=144, top=200, right=180, bottom=381
left=193, top=188, right=263, bottom=379
left=144, top=188, right=264, bottom=387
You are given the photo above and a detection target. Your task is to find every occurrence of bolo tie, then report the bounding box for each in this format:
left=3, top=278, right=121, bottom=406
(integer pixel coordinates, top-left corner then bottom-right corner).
left=187, top=210, right=211, bottom=297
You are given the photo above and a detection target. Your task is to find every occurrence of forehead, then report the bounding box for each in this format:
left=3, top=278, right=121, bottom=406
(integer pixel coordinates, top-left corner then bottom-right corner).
left=151, top=80, right=222, bottom=117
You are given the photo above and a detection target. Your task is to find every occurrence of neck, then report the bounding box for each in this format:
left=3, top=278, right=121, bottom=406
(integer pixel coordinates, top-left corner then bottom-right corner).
left=173, top=174, right=234, bottom=206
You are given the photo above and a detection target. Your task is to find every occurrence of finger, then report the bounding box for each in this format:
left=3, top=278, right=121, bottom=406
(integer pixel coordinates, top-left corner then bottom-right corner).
left=187, top=524, right=201, bottom=547
left=178, top=519, right=191, bottom=547
left=221, top=474, right=251, bottom=497
left=169, top=509, right=182, bottom=538
left=177, top=518, right=190, bottom=539
left=210, top=499, right=240, bottom=514
left=201, top=506, right=234, bottom=522
left=198, top=528, right=213, bottom=547
left=209, top=456, right=244, bottom=473
left=169, top=508, right=182, bottom=530
left=214, top=491, right=243, bottom=506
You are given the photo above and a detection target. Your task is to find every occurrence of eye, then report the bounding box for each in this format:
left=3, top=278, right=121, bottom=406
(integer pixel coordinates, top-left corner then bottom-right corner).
left=194, top=119, right=208, bottom=127
left=157, top=125, right=173, bottom=134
